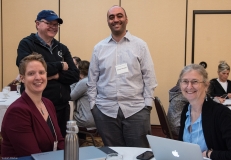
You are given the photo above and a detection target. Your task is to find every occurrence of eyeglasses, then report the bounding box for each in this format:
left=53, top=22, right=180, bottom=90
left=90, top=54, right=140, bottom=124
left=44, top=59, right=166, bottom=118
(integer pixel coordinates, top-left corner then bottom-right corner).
left=40, top=21, right=60, bottom=28
left=180, top=79, right=205, bottom=87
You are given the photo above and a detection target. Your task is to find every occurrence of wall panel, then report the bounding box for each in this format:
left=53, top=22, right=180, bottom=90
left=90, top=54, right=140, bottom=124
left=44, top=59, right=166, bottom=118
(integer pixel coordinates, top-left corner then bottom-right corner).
left=0, top=0, right=2, bottom=89
left=121, top=0, right=186, bottom=124
left=2, top=0, right=58, bottom=87
left=194, top=14, right=231, bottom=79
left=60, top=0, right=119, bottom=61
left=186, top=0, right=231, bottom=68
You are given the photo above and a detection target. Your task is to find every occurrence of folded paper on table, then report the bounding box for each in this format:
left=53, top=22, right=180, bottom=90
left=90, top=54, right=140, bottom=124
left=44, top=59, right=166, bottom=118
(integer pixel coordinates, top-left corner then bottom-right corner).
left=223, top=99, right=231, bottom=106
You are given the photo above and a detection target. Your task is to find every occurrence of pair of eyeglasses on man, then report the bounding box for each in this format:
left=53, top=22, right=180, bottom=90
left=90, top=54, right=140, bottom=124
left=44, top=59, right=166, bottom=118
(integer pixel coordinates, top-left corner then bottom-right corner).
left=180, top=79, right=205, bottom=86
left=40, top=20, right=60, bottom=28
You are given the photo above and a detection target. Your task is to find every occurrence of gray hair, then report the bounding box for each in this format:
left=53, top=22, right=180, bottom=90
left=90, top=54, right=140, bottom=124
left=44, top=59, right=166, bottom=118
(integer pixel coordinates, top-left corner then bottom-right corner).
left=218, top=61, right=230, bottom=73
left=179, top=64, right=209, bottom=86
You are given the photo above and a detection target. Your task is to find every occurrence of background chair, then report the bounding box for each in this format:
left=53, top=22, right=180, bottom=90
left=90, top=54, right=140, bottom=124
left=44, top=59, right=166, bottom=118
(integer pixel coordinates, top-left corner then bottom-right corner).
left=7, top=81, right=17, bottom=91
left=78, top=127, right=98, bottom=146
left=69, top=101, right=98, bottom=146
left=154, top=96, right=177, bottom=139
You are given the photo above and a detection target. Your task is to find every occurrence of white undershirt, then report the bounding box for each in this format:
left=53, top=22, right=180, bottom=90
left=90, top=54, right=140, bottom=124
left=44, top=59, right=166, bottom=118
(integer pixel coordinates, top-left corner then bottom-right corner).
left=217, top=78, right=228, bottom=92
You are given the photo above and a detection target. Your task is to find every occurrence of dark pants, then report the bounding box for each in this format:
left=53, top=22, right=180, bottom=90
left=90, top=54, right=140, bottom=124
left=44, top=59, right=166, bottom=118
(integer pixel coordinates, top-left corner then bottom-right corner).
left=92, top=106, right=151, bottom=147
left=56, top=104, right=70, bottom=137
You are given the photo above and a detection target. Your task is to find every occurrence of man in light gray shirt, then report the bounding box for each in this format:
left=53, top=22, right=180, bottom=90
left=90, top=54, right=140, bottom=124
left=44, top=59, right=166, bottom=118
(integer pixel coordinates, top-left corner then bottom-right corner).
left=87, top=5, right=157, bottom=147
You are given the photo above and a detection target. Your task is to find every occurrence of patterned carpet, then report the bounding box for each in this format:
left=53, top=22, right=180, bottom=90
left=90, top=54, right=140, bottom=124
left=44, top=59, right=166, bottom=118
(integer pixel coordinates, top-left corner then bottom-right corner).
left=80, top=136, right=104, bottom=147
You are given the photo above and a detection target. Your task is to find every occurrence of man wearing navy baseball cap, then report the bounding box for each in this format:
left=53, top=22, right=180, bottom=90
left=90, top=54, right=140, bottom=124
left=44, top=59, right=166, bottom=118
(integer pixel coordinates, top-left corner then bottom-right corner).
left=16, top=10, right=79, bottom=137
left=36, top=10, right=63, bottom=24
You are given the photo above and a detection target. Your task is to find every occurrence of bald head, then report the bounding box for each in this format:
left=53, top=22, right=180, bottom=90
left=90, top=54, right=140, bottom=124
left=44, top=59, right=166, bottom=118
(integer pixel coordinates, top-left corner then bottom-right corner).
left=107, top=5, right=127, bottom=18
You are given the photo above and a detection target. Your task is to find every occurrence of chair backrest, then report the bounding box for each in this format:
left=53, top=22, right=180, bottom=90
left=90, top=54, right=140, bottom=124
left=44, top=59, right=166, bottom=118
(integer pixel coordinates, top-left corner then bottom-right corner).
left=7, top=81, right=17, bottom=91
left=154, top=96, right=174, bottom=139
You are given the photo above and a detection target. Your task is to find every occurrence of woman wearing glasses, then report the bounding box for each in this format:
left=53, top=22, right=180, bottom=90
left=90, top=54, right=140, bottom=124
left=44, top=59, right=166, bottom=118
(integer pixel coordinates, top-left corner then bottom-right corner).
left=1, top=53, right=64, bottom=157
left=209, top=61, right=231, bottom=101
left=178, top=64, right=231, bottom=160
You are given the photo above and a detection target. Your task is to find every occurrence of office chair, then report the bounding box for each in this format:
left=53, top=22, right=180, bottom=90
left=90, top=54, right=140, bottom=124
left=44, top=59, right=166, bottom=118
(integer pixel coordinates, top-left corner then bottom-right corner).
left=154, top=96, right=177, bottom=139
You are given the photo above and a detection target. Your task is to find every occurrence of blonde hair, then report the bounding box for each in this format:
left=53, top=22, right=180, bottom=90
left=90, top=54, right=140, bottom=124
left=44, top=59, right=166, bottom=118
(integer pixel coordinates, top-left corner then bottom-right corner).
left=19, top=52, right=47, bottom=75
left=218, top=61, right=230, bottom=73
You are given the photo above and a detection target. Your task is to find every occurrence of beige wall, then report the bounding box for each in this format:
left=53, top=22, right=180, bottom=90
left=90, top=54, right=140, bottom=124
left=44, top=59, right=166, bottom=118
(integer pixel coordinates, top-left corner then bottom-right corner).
left=1, top=0, right=231, bottom=124
left=186, top=0, right=231, bottom=66
left=60, top=0, right=119, bottom=61
left=0, top=0, right=2, bottom=90
left=194, top=14, right=231, bottom=79
left=121, top=0, right=187, bottom=124
left=1, top=0, right=59, bottom=88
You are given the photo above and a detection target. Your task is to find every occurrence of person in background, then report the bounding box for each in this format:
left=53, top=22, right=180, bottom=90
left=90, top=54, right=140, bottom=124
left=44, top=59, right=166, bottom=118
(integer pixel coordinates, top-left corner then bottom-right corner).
left=16, top=10, right=79, bottom=137
left=70, top=60, right=95, bottom=143
left=167, top=80, right=188, bottom=136
left=1, top=53, right=64, bottom=157
left=70, top=56, right=81, bottom=90
left=88, top=5, right=157, bottom=147
left=71, top=60, right=95, bottom=129
left=209, top=61, right=231, bottom=102
left=73, top=56, right=81, bottom=68
left=178, top=64, right=231, bottom=160
left=11, top=74, right=21, bottom=84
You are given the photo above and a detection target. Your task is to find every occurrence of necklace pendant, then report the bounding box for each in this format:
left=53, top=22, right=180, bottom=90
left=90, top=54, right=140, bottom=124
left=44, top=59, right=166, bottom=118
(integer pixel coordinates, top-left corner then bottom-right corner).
left=41, top=108, right=44, bottom=115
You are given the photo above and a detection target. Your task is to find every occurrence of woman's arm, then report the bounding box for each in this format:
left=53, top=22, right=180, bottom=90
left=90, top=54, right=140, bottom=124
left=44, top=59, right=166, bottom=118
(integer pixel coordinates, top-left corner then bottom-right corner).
left=2, top=106, right=41, bottom=157
left=70, top=78, right=88, bottom=100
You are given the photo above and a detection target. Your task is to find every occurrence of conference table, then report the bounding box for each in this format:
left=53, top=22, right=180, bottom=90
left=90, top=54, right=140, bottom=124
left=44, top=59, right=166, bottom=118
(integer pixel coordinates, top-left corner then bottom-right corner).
left=0, top=91, right=20, bottom=131
left=1, top=147, right=155, bottom=160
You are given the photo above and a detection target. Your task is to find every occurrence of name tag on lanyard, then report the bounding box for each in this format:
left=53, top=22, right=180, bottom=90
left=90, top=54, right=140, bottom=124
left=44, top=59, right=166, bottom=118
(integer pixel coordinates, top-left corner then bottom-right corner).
left=53, top=141, right=58, bottom=151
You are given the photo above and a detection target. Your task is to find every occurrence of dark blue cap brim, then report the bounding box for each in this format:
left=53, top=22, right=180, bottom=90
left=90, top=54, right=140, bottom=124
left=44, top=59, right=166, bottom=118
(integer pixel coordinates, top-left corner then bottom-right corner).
left=44, top=15, right=63, bottom=24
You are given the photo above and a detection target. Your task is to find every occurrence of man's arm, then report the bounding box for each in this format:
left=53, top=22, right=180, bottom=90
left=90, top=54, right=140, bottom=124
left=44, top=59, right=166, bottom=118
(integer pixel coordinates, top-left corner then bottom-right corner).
left=140, top=42, right=158, bottom=106
left=87, top=51, right=100, bottom=109
left=17, top=39, right=79, bottom=85
left=56, top=45, right=79, bottom=85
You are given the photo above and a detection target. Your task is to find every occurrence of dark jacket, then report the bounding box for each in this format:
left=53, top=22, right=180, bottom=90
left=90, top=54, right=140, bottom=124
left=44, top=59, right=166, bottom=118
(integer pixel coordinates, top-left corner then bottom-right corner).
left=1, top=92, right=64, bottom=157
left=208, top=78, right=231, bottom=98
left=179, top=97, right=231, bottom=160
left=17, top=33, right=79, bottom=110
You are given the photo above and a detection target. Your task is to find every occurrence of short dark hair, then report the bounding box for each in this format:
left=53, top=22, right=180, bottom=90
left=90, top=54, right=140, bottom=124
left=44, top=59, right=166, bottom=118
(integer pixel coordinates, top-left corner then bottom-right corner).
left=78, top=60, right=90, bottom=77
left=73, top=56, right=81, bottom=65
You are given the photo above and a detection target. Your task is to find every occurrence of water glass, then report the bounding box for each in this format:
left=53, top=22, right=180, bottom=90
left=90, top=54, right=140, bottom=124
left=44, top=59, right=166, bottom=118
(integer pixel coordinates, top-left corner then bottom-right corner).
left=106, top=153, right=123, bottom=160
left=2, top=87, right=9, bottom=99
left=5, top=86, right=11, bottom=97
left=17, top=84, right=21, bottom=94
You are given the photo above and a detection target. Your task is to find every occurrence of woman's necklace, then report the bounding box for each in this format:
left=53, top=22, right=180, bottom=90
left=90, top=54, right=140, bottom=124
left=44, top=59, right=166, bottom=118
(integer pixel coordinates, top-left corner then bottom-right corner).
left=39, top=101, right=45, bottom=115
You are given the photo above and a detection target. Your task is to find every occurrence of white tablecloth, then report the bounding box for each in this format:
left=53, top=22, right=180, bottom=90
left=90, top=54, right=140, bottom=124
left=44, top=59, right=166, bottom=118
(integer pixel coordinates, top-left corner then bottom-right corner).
left=110, top=147, right=155, bottom=160
left=0, top=91, right=20, bottom=131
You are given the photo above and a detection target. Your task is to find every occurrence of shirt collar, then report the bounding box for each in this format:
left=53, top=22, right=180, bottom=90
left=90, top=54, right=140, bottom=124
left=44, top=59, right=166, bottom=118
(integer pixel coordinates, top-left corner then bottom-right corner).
left=186, top=104, right=202, bottom=123
left=186, top=104, right=191, bottom=117
left=35, top=33, right=54, bottom=46
left=107, top=30, right=132, bottom=43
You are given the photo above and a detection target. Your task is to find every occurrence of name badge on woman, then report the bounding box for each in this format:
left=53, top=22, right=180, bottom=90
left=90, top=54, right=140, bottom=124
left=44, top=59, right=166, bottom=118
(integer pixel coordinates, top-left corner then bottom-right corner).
left=115, top=63, right=129, bottom=75
left=53, top=141, right=58, bottom=151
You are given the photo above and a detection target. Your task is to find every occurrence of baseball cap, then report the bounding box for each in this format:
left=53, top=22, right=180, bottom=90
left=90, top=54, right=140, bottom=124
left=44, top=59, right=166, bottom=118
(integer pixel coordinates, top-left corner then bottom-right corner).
left=36, top=10, right=63, bottom=24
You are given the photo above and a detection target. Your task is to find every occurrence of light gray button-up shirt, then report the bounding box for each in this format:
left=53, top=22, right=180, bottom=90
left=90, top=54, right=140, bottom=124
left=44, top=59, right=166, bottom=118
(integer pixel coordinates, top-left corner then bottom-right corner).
left=87, top=31, right=158, bottom=118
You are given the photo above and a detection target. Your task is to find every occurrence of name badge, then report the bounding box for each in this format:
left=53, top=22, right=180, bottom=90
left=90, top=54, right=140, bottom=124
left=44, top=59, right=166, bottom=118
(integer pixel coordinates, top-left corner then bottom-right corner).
left=53, top=141, right=58, bottom=151
left=115, top=63, right=129, bottom=75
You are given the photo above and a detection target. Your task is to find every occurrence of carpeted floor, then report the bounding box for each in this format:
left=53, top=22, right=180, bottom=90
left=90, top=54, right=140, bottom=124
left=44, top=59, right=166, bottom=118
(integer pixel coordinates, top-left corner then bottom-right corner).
left=80, top=136, right=104, bottom=147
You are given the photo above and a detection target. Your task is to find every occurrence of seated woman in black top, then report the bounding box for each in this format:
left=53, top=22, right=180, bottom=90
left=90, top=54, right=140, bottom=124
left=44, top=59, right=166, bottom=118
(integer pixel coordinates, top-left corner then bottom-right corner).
left=209, top=61, right=231, bottom=101
left=178, top=64, right=231, bottom=160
